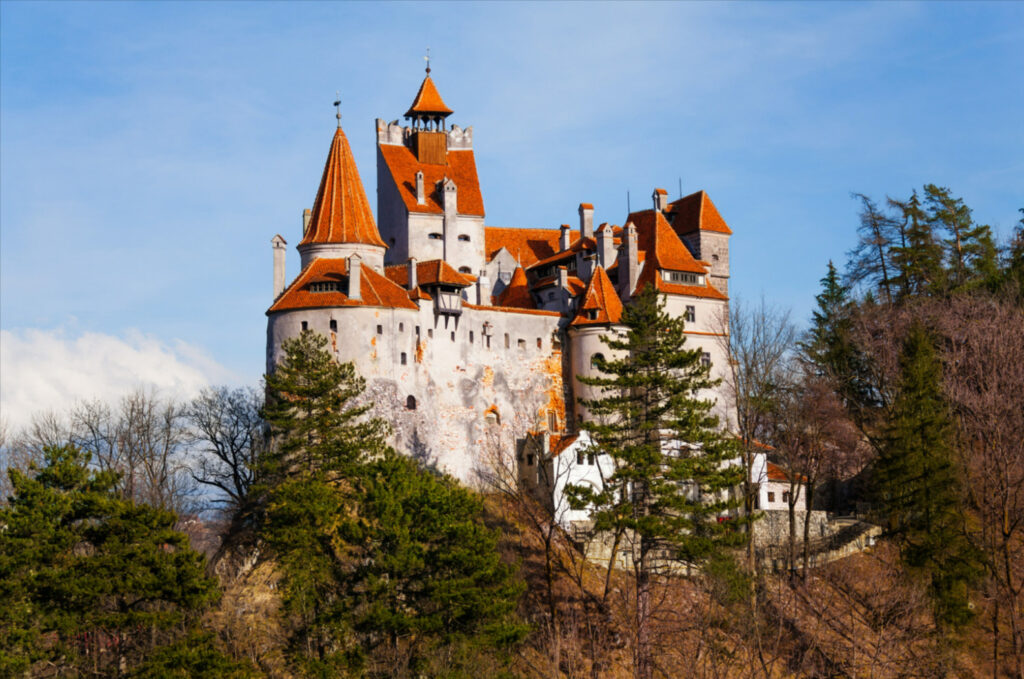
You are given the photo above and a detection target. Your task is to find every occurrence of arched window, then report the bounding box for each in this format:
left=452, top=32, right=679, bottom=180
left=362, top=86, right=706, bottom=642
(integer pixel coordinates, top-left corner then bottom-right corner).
left=458, top=234, right=471, bottom=242
left=406, top=395, right=417, bottom=410
left=590, top=353, right=605, bottom=369
left=428, top=232, right=443, bottom=240
left=458, top=266, right=472, bottom=274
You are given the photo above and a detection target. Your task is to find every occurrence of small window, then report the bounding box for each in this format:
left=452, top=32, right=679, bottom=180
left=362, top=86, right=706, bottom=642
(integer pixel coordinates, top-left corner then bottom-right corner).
left=376, top=324, right=383, bottom=334
left=458, top=234, right=471, bottom=242
left=685, top=305, right=696, bottom=323
left=458, top=266, right=472, bottom=274
left=486, top=336, right=491, bottom=349
left=427, top=328, right=433, bottom=338
left=712, top=254, right=719, bottom=262
left=536, top=337, right=542, bottom=349
left=577, top=451, right=584, bottom=465
left=469, top=331, right=474, bottom=343
left=518, top=338, right=526, bottom=350
left=783, top=491, right=791, bottom=503
left=767, top=492, right=775, bottom=502
left=329, top=319, right=337, bottom=332
left=389, top=237, right=396, bottom=245
left=548, top=410, right=557, bottom=432
left=587, top=454, right=596, bottom=466
left=399, top=322, right=404, bottom=332
left=701, top=352, right=711, bottom=369
left=406, top=395, right=417, bottom=410
left=301, top=321, right=308, bottom=331
left=428, top=232, right=443, bottom=240
left=415, top=325, right=420, bottom=336
left=451, top=331, right=456, bottom=342
left=401, top=352, right=407, bottom=365
left=527, top=453, right=535, bottom=466
left=504, top=333, right=510, bottom=349
left=590, top=353, right=605, bottom=369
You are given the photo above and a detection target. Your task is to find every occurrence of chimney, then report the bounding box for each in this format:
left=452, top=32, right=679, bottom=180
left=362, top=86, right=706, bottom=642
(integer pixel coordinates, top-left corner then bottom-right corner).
left=476, top=270, right=490, bottom=306
left=415, top=171, right=425, bottom=205
left=559, top=224, right=572, bottom=252
left=652, top=188, right=668, bottom=212
left=441, top=178, right=457, bottom=220
left=596, top=223, right=615, bottom=270
left=579, top=203, right=594, bottom=241
left=557, top=266, right=570, bottom=314
left=407, top=257, right=418, bottom=291
left=302, top=208, right=311, bottom=235
left=271, top=234, right=287, bottom=299
left=347, top=254, right=362, bottom=301
left=619, top=221, right=639, bottom=299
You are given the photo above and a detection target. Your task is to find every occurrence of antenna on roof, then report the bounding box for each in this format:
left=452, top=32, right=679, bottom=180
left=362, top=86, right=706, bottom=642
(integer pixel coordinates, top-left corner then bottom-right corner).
left=333, top=92, right=341, bottom=128
left=424, top=47, right=431, bottom=75
left=627, top=191, right=631, bottom=214
left=678, top=177, right=682, bottom=199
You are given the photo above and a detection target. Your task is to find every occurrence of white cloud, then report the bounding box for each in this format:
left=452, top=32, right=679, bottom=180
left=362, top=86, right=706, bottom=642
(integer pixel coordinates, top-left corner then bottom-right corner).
left=0, top=327, right=241, bottom=433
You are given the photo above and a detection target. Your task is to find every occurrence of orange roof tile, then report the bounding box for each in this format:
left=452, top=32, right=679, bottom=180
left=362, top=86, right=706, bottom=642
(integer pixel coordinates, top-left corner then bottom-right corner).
left=405, top=75, right=453, bottom=117
left=484, top=227, right=562, bottom=267
left=464, top=302, right=561, bottom=317
left=654, top=188, right=667, bottom=195
left=300, top=127, right=386, bottom=248
left=634, top=265, right=729, bottom=300
left=571, top=266, right=623, bottom=326
left=527, top=237, right=596, bottom=270
left=766, top=461, right=808, bottom=483
left=268, top=258, right=418, bottom=314
left=628, top=209, right=708, bottom=274
left=378, top=144, right=484, bottom=216
left=385, top=259, right=472, bottom=289
left=667, top=190, right=732, bottom=235
left=531, top=273, right=586, bottom=296
left=494, top=266, right=535, bottom=309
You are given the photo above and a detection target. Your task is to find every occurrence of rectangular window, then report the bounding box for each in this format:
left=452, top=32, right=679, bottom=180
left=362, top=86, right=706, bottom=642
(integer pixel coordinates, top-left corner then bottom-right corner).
left=301, top=321, right=308, bottom=331
left=548, top=411, right=557, bottom=432
left=486, top=336, right=491, bottom=349
left=536, top=338, right=542, bottom=349
left=427, top=329, right=433, bottom=338
left=415, top=325, right=420, bottom=336
left=376, top=324, right=383, bottom=334
left=701, top=352, right=711, bottom=369
left=527, top=454, right=535, bottom=466
left=783, top=491, right=791, bottom=503
left=329, top=319, right=337, bottom=332
left=399, top=322, right=404, bottom=332
left=767, top=492, right=775, bottom=502
left=577, top=451, right=584, bottom=465
left=504, top=333, right=510, bottom=349
left=469, top=331, right=474, bottom=343
left=685, top=305, right=696, bottom=323
left=400, top=352, right=407, bottom=365
left=587, top=454, right=595, bottom=466
left=518, top=338, right=526, bottom=351
left=451, top=331, right=456, bottom=342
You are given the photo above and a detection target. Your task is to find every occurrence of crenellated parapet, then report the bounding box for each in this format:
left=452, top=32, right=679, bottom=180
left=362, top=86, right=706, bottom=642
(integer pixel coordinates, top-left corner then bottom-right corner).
left=376, top=118, right=473, bottom=150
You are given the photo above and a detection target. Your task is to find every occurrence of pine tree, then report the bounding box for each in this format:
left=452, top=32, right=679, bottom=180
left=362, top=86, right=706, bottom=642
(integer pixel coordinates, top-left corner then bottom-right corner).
left=873, top=323, right=983, bottom=629
left=846, top=193, right=897, bottom=303
left=569, top=284, right=745, bottom=679
left=923, top=184, right=1000, bottom=293
left=0, top=445, right=222, bottom=676
left=890, top=190, right=946, bottom=299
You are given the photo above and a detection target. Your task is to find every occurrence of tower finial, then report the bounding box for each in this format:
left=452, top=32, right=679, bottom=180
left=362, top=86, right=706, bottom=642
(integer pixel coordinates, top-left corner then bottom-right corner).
left=333, top=91, right=341, bottom=128
left=424, top=47, right=431, bottom=75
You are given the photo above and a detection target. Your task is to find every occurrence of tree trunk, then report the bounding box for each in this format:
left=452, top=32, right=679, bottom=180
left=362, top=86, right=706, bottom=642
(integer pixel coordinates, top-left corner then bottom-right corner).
left=802, top=483, right=815, bottom=580
left=635, top=537, right=653, bottom=679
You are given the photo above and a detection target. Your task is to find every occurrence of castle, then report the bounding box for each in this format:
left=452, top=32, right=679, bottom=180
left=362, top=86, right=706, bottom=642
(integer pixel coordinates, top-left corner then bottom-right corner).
left=265, top=69, right=737, bottom=493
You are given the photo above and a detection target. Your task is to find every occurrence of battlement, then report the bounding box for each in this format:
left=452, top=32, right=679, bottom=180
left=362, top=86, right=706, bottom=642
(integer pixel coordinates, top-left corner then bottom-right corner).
left=376, top=118, right=473, bottom=150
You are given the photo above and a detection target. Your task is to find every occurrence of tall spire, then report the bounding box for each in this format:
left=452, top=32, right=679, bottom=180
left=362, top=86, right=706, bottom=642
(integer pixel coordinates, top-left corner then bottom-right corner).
left=299, top=124, right=386, bottom=250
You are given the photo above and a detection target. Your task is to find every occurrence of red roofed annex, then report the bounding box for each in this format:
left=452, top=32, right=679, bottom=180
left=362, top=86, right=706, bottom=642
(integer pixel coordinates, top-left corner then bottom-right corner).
left=265, top=64, right=736, bottom=481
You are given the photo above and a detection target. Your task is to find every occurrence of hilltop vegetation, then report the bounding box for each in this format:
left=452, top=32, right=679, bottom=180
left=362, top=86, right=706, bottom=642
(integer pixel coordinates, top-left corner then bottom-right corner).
left=1, top=187, right=1022, bottom=678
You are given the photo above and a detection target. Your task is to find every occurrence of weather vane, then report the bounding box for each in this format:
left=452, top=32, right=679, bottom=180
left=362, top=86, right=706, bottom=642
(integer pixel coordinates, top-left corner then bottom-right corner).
left=333, top=91, right=341, bottom=127
left=424, top=47, right=431, bottom=75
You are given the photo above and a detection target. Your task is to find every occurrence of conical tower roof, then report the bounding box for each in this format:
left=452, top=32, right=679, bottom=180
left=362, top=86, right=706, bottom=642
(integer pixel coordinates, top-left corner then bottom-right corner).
left=571, top=266, right=623, bottom=326
left=299, top=126, right=386, bottom=248
left=405, top=74, right=453, bottom=118
left=495, top=266, right=535, bottom=309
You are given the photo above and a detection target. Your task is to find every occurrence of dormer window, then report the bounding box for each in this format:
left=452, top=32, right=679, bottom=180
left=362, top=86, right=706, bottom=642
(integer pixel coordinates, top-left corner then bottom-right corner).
left=662, top=271, right=704, bottom=286
left=310, top=281, right=341, bottom=293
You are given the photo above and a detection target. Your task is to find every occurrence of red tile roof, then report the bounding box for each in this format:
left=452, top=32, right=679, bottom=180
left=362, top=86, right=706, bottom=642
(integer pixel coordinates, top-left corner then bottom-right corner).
left=268, top=258, right=418, bottom=313
left=300, top=127, right=386, bottom=248
left=464, top=302, right=561, bottom=317
left=378, top=144, right=484, bottom=216
left=405, top=75, right=453, bottom=117
left=766, top=461, right=808, bottom=484
left=531, top=273, right=586, bottom=296
left=385, top=259, right=472, bottom=289
left=527, top=237, right=595, bottom=270
left=571, top=266, right=623, bottom=327
left=629, top=210, right=708, bottom=274
left=494, top=266, right=535, bottom=309
left=667, top=190, right=732, bottom=235
left=484, top=227, right=562, bottom=267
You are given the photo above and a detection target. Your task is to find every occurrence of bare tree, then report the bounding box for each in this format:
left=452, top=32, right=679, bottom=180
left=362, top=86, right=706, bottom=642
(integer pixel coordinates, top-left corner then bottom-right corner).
left=185, top=386, right=264, bottom=512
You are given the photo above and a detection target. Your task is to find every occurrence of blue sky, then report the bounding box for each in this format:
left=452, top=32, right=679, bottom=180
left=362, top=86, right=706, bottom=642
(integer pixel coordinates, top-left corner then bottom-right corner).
left=2, top=1, right=1022, bottom=429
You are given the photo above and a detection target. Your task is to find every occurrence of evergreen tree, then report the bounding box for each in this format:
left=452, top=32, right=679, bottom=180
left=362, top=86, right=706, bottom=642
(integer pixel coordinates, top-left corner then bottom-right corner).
left=846, top=193, right=897, bottom=303
left=260, top=328, right=388, bottom=483
left=569, top=284, right=745, bottom=679
left=873, top=323, right=983, bottom=629
left=1000, top=208, right=1024, bottom=298
left=257, top=329, right=525, bottom=677
left=0, top=445, right=222, bottom=677
left=923, top=184, right=1000, bottom=293
left=890, top=190, right=946, bottom=299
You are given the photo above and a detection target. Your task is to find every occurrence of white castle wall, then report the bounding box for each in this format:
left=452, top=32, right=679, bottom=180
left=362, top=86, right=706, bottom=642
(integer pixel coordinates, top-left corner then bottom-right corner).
left=267, top=301, right=564, bottom=481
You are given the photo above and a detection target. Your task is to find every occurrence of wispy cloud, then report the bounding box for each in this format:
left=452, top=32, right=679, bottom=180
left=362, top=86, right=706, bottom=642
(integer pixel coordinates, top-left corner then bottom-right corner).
left=0, top=327, right=241, bottom=432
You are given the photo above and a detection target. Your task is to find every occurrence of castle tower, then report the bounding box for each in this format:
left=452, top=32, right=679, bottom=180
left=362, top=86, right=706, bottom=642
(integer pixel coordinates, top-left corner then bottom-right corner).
left=297, top=123, right=387, bottom=271
left=376, top=66, right=486, bottom=278
left=665, top=190, right=732, bottom=297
